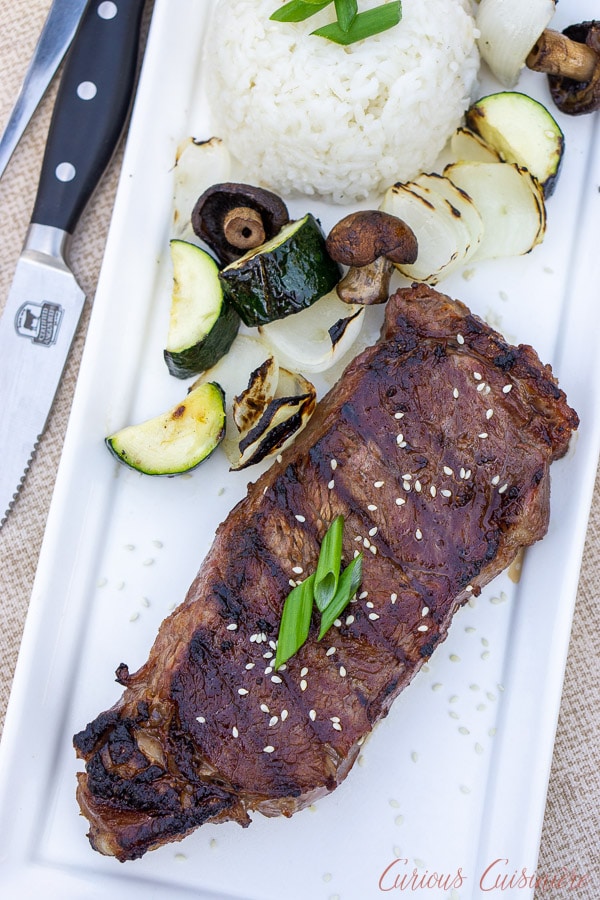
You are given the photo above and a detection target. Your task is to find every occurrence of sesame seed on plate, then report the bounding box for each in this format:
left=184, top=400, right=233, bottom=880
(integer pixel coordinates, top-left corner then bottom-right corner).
left=443, top=466, right=453, bottom=476
left=441, top=489, right=452, bottom=498
left=339, top=666, right=347, bottom=677
left=359, top=590, right=368, bottom=599
left=346, top=614, right=355, bottom=625
left=402, top=480, right=411, bottom=491
left=417, top=624, right=428, bottom=632
left=260, top=703, right=270, bottom=713
left=264, top=666, right=273, bottom=675
left=453, top=388, right=459, bottom=399
left=473, top=371, right=482, bottom=380
left=394, top=411, right=404, bottom=419
left=422, top=606, right=429, bottom=616
left=369, top=613, right=380, bottom=621
left=271, top=675, right=282, bottom=684
left=301, top=667, right=308, bottom=677
left=414, top=480, right=422, bottom=492
left=363, top=537, right=371, bottom=548
left=396, top=433, right=404, bottom=445
left=332, top=722, right=342, bottom=731
left=502, top=384, right=512, bottom=393
left=457, top=333, right=465, bottom=344
left=391, top=593, right=398, bottom=603
left=486, top=408, right=494, bottom=419
left=263, top=746, right=275, bottom=753
left=415, top=529, right=423, bottom=540
left=491, top=474, right=500, bottom=485
left=245, top=663, right=255, bottom=670
left=374, top=480, right=384, bottom=488
left=460, top=467, right=466, bottom=479
left=238, top=688, right=249, bottom=696
left=330, top=458, right=338, bottom=470
left=328, top=479, right=335, bottom=489
left=498, top=483, right=508, bottom=494
left=368, top=504, right=377, bottom=511
left=396, top=497, right=406, bottom=506
left=269, top=716, right=278, bottom=727
left=309, top=709, right=316, bottom=721
left=281, top=709, right=289, bottom=721
left=369, top=545, right=377, bottom=555
left=300, top=679, right=308, bottom=691
left=326, top=647, right=337, bottom=657
left=430, top=485, right=437, bottom=497
left=292, top=566, right=303, bottom=574
left=366, top=601, right=374, bottom=609
left=196, top=716, right=205, bottom=724
left=478, top=432, right=488, bottom=439
left=226, top=623, right=238, bottom=631
left=476, top=382, right=486, bottom=392
left=295, top=514, right=305, bottom=522
left=232, top=726, right=239, bottom=738
left=369, top=526, right=378, bottom=537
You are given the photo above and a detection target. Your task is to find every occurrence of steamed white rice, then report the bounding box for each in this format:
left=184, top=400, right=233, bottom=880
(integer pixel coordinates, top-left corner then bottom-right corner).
left=204, top=0, right=480, bottom=204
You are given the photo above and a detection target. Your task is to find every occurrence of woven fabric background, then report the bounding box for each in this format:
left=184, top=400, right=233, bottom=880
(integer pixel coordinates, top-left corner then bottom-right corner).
left=0, top=2, right=598, bottom=896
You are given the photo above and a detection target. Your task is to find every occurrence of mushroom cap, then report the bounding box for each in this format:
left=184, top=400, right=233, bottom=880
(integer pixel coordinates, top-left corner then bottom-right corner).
left=192, top=183, right=289, bottom=264
left=548, top=21, right=600, bottom=115
left=326, top=210, right=418, bottom=267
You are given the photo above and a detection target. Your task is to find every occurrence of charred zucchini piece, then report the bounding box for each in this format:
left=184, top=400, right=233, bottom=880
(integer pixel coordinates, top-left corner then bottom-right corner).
left=164, top=240, right=240, bottom=379
left=218, top=214, right=342, bottom=327
left=465, top=92, right=564, bottom=197
left=106, top=382, right=225, bottom=475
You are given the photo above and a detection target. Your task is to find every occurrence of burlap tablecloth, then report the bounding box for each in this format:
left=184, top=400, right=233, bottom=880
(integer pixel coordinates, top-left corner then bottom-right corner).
left=0, top=2, right=599, bottom=895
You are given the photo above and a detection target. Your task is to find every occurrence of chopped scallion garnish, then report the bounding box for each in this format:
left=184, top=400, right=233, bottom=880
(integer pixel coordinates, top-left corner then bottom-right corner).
left=274, top=574, right=315, bottom=669
left=274, top=516, right=365, bottom=668
left=270, top=0, right=333, bottom=24
left=312, top=1, right=402, bottom=44
left=270, top=0, right=401, bottom=44
left=314, top=514, right=344, bottom=611
left=334, top=0, right=358, bottom=32
left=318, top=553, right=363, bottom=639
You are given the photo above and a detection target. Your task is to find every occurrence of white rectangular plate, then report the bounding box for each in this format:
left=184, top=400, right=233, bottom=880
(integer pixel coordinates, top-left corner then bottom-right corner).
left=1, top=2, right=600, bottom=898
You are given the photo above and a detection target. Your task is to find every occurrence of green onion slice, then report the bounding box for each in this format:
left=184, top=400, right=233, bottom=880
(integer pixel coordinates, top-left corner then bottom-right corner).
left=334, top=0, right=358, bottom=31
left=270, top=0, right=333, bottom=23
left=314, top=515, right=345, bottom=612
left=274, top=574, right=315, bottom=670
left=318, top=553, right=363, bottom=640
left=312, top=0, right=401, bottom=44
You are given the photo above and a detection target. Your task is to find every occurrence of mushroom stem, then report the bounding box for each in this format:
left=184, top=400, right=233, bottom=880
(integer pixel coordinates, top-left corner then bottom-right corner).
left=527, top=28, right=598, bottom=81
left=223, top=206, right=266, bottom=250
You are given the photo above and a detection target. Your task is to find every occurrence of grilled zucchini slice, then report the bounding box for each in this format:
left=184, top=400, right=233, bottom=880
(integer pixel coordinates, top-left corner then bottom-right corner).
left=106, top=382, right=225, bottom=475
left=465, top=92, right=564, bottom=197
left=218, top=214, right=341, bottom=327
left=164, top=240, right=240, bottom=379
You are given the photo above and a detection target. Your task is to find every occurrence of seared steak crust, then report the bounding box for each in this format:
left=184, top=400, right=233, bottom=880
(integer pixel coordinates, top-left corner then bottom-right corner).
left=74, top=285, right=578, bottom=860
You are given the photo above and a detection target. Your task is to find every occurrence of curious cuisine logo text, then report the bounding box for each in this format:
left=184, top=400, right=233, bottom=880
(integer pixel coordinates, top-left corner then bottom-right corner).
left=378, top=857, right=592, bottom=893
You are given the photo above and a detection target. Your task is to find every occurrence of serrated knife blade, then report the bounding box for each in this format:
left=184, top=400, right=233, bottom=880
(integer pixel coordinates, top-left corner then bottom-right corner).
left=0, top=0, right=148, bottom=527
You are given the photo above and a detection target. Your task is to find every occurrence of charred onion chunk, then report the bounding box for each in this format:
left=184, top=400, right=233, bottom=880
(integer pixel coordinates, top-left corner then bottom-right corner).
left=191, top=183, right=290, bottom=264
left=326, top=210, right=418, bottom=305
left=547, top=21, right=600, bottom=115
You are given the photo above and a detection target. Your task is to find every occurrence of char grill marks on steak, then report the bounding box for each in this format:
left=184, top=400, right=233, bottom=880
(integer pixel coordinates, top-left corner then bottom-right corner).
left=74, top=284, right=579, bottom=861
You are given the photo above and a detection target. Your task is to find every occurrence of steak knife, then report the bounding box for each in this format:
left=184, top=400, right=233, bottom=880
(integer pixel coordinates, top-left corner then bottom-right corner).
left=0, top=0, right=88, bottom=181
left=0, top=0, right=148, bottom=527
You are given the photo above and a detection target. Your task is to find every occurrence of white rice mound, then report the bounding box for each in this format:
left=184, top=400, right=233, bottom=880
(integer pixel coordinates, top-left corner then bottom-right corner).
left=204, top=0, right=480, bottom=204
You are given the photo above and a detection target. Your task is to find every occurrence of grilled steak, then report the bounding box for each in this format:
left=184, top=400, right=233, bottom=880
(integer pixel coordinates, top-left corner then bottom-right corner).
left=74, top=284, right=578, bottom=861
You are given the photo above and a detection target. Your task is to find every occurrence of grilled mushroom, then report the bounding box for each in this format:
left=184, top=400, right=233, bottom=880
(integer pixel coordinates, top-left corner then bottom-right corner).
left=326, top=210, right=418, bottom=305
left=191, top=183, right=289, bottom=264
left=476, top=0, right=600, bottom=114
left=543, top=22, right=600, bottom=116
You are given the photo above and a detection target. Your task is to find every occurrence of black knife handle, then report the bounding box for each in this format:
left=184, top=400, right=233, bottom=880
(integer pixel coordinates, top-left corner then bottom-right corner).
left=31, top=0, right=147, bottom=235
